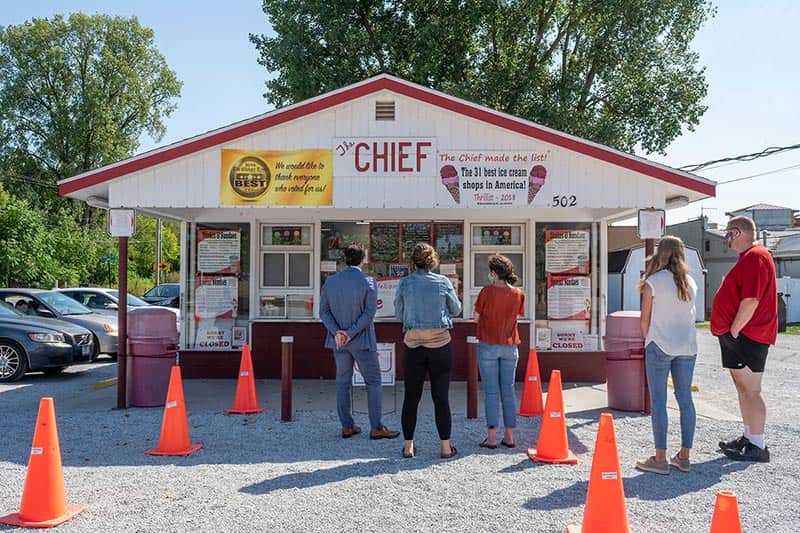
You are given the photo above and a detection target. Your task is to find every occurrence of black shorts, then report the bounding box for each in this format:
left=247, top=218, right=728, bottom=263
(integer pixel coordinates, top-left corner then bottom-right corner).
left=718, top=332, right=769, bottom=372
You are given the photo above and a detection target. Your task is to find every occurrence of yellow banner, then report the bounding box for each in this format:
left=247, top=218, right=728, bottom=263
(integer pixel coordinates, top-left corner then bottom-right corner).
left=220, top=149, right=333, bottom=206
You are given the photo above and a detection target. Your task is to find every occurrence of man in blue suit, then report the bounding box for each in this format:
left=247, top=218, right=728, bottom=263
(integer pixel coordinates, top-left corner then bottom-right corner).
left=320, top=243, right=400, bottom=440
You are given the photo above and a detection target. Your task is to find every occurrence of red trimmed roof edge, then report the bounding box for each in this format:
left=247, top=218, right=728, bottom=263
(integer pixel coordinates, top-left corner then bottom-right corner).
left=58, top=75, right=715, bottom=197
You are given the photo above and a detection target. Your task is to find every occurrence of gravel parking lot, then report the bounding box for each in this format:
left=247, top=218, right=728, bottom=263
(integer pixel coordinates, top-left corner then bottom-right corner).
left=1, top=329, right=798, bottom=532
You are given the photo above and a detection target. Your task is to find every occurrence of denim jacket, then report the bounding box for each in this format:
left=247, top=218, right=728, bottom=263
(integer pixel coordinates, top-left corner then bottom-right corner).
left=394, top=269, right=462, bottom=331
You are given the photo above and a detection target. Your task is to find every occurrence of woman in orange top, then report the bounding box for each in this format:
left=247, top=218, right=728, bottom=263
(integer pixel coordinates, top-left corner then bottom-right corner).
left=474, top=255, right=525, bottom=448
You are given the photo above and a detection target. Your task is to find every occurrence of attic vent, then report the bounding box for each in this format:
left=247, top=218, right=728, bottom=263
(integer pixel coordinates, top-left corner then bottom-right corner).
left=375, top=101, right=395, bottom=121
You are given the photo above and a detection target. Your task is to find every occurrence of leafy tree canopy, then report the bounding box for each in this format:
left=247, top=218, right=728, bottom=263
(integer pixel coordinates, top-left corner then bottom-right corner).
left=0, top=13, right=182, bottom=219
left=251, top=0, right=713, bottom=154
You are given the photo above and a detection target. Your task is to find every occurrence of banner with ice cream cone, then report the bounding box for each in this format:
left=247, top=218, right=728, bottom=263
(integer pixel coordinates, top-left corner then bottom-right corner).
left=437, top=150, right=550, bottom=207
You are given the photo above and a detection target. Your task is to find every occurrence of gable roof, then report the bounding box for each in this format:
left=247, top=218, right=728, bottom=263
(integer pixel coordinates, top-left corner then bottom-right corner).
left=728, top=203, right=792, bottom=213
left=58, top=74, right=716, bottom=197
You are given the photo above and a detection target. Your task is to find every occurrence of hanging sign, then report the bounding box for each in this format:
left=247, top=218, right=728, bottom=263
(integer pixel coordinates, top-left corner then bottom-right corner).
left=638, top=208, right=666, bottom=239
left=437, top=150, right=550, bottom=207
left=197, top=229, right=241, bottom=274
left=220, top=149, right=332, bottom=206
left=545, top=230, right=590, bottom=274
left=108, top=209, right=135, bottom=237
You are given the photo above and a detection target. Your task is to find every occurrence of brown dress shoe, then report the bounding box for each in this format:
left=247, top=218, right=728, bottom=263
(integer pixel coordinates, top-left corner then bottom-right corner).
left=341, top=426, right=362, bottom=438
left=369, top=426, right=401, bottom=440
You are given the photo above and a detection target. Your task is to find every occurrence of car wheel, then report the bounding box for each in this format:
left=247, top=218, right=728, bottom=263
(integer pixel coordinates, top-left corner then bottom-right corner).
left=91, top=335, right=101, bottom=362
left=0, top=340, right=29, bottom=382
left=42, top=366, right=66, bottom=375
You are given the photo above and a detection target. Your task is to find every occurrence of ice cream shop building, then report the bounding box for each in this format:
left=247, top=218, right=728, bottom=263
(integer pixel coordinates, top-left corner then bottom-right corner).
left=58, top=74, right=716, bottom=382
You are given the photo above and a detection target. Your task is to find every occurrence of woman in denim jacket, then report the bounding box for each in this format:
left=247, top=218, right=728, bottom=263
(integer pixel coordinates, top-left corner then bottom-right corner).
left=394, top=243, right=462, bottom=459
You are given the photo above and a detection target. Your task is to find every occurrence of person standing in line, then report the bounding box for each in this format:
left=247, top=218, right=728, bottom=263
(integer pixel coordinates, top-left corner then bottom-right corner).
left=635, top=236, right=698, bottom=475
left=394, top=243, right=462, bottom=459
left=474, top=255, right=525, bottom=450
left=320, top=243, right=400, bottom=441
left=712, top=216, right=776, bottom=462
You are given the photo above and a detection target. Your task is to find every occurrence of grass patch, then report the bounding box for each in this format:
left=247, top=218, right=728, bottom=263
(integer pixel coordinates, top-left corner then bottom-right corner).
left=695, top=322, right=709, bottom=330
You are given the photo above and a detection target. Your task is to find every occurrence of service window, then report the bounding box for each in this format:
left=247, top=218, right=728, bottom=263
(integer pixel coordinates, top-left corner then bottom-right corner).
left=258, top=224, right=313, bottom=319
left=320, top=221, right=463, bottom=319
left=469, top=224, right=526, bottom=315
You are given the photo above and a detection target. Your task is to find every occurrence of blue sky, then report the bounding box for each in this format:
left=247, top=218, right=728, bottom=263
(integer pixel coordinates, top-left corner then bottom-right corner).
left=3, top=1, right=799, bottom=226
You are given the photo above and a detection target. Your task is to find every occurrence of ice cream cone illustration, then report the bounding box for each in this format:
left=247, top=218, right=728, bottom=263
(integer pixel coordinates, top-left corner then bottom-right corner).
left=528, top=165, right=547, bottom=203
left=440, top=165, right=460, bottom=203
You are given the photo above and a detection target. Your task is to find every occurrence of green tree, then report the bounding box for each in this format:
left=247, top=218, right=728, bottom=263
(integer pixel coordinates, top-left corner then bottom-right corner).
left=0, top=13, right=182, bottom=222
left=129, top=215, right=180, bottom=280
left=251, top=0, right=713, bottom=154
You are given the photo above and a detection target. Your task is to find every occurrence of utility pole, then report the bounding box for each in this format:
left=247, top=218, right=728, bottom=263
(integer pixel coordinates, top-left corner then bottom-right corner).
left=155, top=218, right=162, bottom=286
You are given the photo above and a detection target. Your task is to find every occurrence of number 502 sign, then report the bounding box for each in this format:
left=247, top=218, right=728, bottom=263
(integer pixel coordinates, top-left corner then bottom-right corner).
left=550, top=195, right=578, bottom=207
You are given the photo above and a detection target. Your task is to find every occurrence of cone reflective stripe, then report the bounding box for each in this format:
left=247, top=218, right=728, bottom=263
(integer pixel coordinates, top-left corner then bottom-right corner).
left=146, top=366, right=203, bottom=456
left=527, top=370, right=577, bottom=464
left=226, top=344, right=264, bottom=414
left=710, top=491, right=742, bottom=533
left=566, top=413, right=629, bottom=533
left=518, top=349, right=544, bottom=416
left=0, top=397, right=84, bottom=528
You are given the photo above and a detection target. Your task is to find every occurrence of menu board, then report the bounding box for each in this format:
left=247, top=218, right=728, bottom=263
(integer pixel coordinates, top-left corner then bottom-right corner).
left=435, top=223, right=463, bottom=262
left=197, top=229, right=241, bottom=274
left=370, top=224, right=400, bottom=262
left=546, top=275, right=591, bottom=321
left=402, top=223, right=432, bottom=261
left=195, top=276, right=239, bottom=319
left=545, top=230, right=590, bottom=274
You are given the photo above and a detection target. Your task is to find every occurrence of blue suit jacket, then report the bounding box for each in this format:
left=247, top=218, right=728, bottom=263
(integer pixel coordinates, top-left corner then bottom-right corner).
left=319, top=266, right=377, bottom=352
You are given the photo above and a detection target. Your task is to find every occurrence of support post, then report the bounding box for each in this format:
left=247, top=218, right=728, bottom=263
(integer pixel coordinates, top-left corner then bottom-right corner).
left=467, top=336, right=479, bottom=419
left=117, top=237, right=128, bottom=410
left=642, top=237, right=654, bottom=415
left=281, top=336, right=293, bottom=422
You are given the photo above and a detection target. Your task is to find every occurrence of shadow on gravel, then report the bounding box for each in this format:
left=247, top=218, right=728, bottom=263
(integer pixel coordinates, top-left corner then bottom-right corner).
left=522, top=456, right=751, bottom=511
left=239, top=457, right=432, bottom=495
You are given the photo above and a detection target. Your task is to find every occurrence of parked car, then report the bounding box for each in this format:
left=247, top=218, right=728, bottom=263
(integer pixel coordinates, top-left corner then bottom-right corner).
left=0, top=289, right=118, bottom=360
left=57, top=287, right=181, bottom=322
left=142, top=283, right=180, bottom=308
left=0, top=301, right=94, bottom=382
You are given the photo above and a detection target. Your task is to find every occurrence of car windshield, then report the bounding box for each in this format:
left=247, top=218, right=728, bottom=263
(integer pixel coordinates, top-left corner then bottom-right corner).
left=162, top=285, right=179, bottom=297
left=37, top=291, right=92, bottom=315
left=108, top=291, right=150, bottom=307
left=0, top=301, right=21, bottom=317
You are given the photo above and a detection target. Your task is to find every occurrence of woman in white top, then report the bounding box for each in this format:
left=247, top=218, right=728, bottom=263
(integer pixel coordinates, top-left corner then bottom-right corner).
left=635, top=236, right=698, bottom=475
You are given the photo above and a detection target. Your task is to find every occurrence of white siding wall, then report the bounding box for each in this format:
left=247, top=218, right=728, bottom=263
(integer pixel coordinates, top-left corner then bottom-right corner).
left=109, top=91, right=669, bottom=210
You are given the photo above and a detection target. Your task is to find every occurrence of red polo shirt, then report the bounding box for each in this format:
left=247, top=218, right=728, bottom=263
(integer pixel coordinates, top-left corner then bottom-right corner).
left=711, top=243, right=777, bottom=345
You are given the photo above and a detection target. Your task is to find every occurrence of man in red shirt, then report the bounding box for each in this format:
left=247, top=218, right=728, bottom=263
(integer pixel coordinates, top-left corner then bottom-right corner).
left=711, top=216, right=777, bottom=462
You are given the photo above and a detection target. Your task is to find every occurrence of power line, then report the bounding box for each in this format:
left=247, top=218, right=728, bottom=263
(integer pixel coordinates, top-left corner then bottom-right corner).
left=680, top=143, right=800, bottom=172
left=717, top=163, right=800, bottom=186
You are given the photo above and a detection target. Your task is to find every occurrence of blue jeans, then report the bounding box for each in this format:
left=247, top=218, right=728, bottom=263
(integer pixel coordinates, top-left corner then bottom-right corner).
left=645, top=342, right=696, bottom=450
left=334, top=347, right=383, bottom=430
left=477, top=342, right=519, bottom=429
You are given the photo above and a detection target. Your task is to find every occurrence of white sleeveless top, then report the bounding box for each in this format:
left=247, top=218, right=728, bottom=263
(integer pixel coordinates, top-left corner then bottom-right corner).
left=644, top=270, right=698, bottom=356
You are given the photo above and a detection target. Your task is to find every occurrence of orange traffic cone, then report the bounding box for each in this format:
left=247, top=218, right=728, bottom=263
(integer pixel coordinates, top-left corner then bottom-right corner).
left=710, top=491, right=742, bottom=533
left=146, top=366, right=203, bottom=456
left=518, top=349, right=544, bottom=416
left=0, top=398, right=84, bottom=528
left=527, top=370, right=577, bottom=464
left=226, top=344, right=264, bottom=414
left=566, top=413, right=629, bottom=532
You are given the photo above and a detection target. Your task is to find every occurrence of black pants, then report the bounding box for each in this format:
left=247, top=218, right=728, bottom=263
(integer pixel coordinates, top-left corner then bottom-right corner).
left=401, top=343, right=453, bottom=440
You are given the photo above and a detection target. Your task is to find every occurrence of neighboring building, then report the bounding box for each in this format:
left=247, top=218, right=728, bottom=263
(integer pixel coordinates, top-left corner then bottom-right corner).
left=607, top=244, right=706, bottom=322
left=726, top=203, right=794, bottom=231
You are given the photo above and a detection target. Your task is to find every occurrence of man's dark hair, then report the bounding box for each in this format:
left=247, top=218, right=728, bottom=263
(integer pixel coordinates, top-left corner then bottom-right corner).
left=344, top=243, right=365, bottom=266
